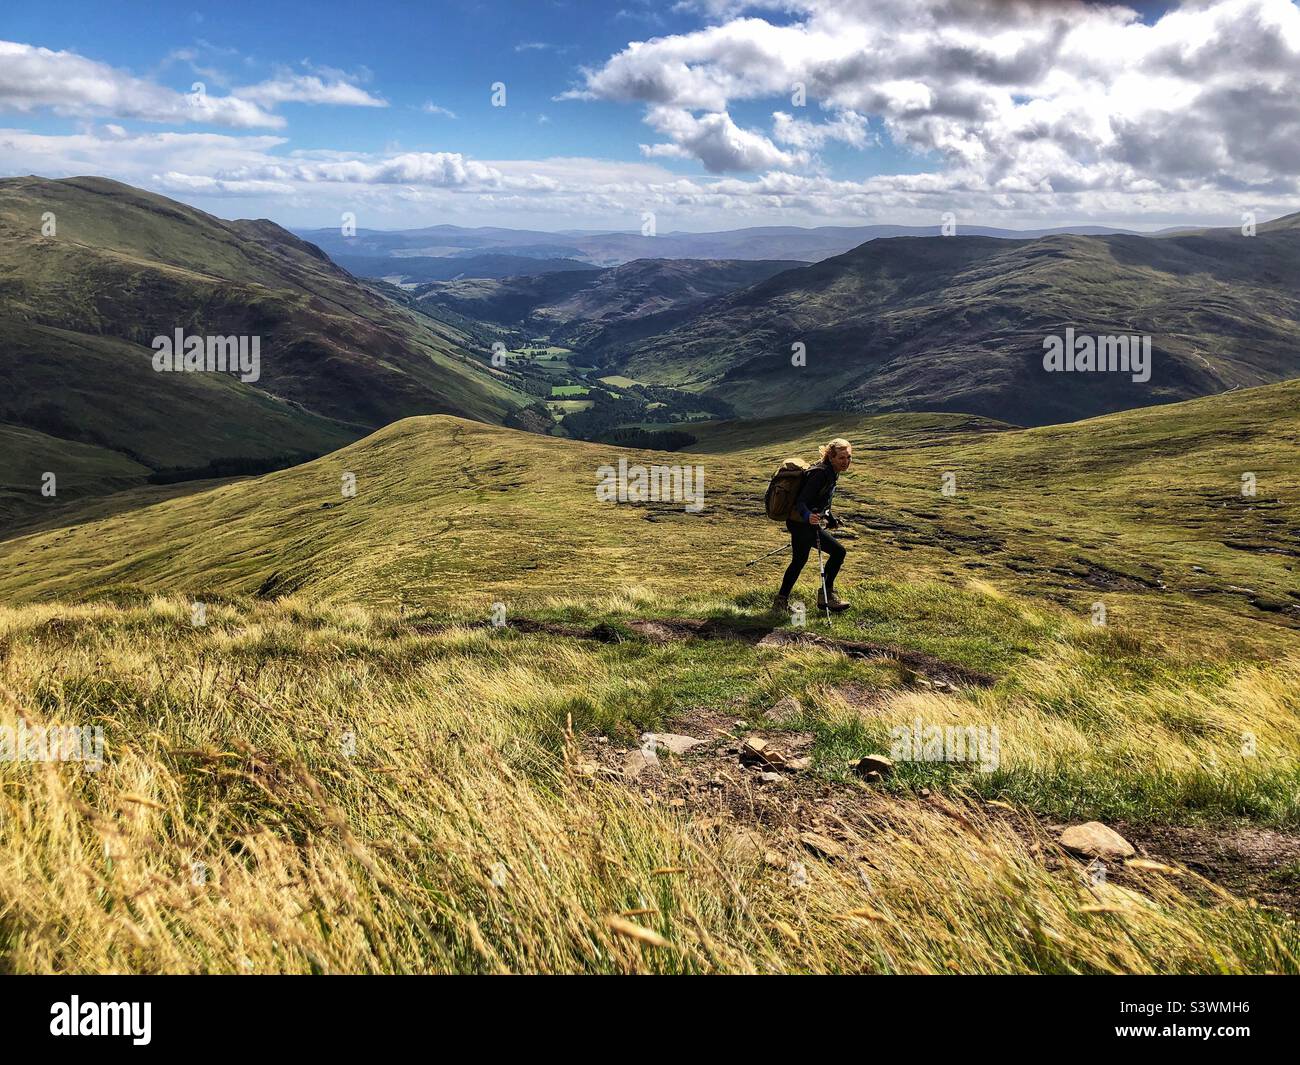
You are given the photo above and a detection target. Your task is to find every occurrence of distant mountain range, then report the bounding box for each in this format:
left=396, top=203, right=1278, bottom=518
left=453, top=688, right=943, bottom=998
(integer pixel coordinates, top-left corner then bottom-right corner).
left=330, top=252, right=596, bottom=285
left=296, top=220, right=1142, bottom=273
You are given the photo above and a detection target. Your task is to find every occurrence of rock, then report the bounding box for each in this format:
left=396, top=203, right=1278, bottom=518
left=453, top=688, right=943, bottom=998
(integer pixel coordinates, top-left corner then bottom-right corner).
left=767, top=695, right=803, bottom=725
left=853, top=754, right=895, bottom=778
left=723, top=828, right=764, bottom=861
left=739, top=737, right=769, bottom=764
left=640, top=732, right=704, bottom=755
left=860, top=770, right=882, bottom=784
left=800, top=831, right=846, bottom=860
left=786, top=756, right=813, bottom=772
left=1059, top=822, right=1135, bottom=862
left=759, top=772, right=784, bottom=784
left=623, top=749, right=660, bottom=781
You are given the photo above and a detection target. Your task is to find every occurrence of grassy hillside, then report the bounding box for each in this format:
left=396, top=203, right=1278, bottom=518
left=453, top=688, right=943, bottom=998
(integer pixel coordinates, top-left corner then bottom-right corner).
left=614, top=221, right=1300, bottom=426
left=5, top=380, right=1294, bottom=632
left=0, top=176, right=530, bottom=528
left=0, top=423, right=149, bottom=532
left=2, top=381, right=1297, bottom=973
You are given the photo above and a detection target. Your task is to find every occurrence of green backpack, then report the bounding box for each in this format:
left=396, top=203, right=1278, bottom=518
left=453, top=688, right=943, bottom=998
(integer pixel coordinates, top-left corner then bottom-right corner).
left=764, top=457, right=810, bottom=521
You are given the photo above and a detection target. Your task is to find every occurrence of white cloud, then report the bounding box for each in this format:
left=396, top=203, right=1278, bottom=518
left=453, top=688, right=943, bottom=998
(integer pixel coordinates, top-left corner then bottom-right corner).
left=641, top=106, right=808, bottom=171
left=6, top=2, right=1300, bottom=230
left=0, top=39, right=282, bottom=128
left=234, top=74, right=387, bottom=108
left=214, top=151, right=504, bottom=188
left=772, top=109, right=872, bottom=149
left=569, top=0, right=1300, bottom=207
left=421, top=102, right=458, bottom=118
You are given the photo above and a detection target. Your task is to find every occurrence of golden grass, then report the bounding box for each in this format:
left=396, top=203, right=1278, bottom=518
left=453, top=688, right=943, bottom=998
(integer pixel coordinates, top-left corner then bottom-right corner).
left=2, top=597, right=1296, bottom=974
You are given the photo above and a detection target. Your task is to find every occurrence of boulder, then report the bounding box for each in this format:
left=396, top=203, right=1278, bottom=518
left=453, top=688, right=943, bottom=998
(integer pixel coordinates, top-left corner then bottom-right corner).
left=800, top=831, right=846, bottom=860
left=853, top=754, right=895, bottom=778
left=1059, top=822, right=1135, bottom=861
left=767, top=696, right=803, bottom=725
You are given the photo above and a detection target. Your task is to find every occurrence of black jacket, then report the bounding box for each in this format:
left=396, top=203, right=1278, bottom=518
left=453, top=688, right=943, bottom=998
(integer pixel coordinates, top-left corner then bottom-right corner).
left=792, top=460, right=839, bottom=527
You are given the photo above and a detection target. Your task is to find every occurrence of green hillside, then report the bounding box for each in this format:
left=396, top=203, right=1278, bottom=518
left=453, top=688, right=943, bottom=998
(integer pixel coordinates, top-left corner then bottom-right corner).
left=611, top=221, right=1300, bottom=426
left=0, top=176, right=531, bottom=529
left=5, top=379, right=1295, bottom=640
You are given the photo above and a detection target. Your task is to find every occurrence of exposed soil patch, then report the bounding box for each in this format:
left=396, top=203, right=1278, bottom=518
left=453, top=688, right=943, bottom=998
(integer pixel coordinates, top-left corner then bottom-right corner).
left=1114, top=822, right=1300, bottom=914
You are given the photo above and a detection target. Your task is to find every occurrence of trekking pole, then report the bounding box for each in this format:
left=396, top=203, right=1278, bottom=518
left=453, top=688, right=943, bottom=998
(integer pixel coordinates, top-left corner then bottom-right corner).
left=741, top=543, right=788, bottom=569
left=815, top=524, right=832, bottom=623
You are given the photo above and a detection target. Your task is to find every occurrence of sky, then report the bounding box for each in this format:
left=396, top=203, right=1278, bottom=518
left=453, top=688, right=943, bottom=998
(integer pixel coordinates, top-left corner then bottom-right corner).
left=1, top=0, right=1298, bottom=233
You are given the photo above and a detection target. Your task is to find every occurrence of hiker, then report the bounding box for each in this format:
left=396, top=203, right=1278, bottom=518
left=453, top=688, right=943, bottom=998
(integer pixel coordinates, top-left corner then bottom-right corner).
left=773, top=438, right=852, bottom=613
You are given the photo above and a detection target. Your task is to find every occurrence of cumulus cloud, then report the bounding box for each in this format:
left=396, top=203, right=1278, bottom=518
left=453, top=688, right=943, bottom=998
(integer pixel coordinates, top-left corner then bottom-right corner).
left=570, top=0, right=1300, bottom=206
left=641, top=106, right=808, bottom=171
left=0, top=40, right=282, bottom=128
left=7, top=1, right=1300, bottom=229
left=218, top=151, right=504, bottom=187
left=772, top=109, right=872, bottom=149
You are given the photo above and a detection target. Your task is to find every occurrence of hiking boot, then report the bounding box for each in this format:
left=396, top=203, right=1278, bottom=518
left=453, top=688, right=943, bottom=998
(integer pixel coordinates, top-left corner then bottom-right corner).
left=817, top=590, right=851, bottom=612
left=771, top=594, right=791, bottom=612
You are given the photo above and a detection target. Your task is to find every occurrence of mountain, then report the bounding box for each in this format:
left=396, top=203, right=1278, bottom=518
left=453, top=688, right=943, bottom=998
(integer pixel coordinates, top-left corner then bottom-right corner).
left=299, top=220, right=1142, bottom=268
left=414, top=257, right=803, bottom=349
left=0, top=176, right=528, bottom=528
left=330, top=252, right=595, bottom=284
left=607, top=220, right=1300, bottom=425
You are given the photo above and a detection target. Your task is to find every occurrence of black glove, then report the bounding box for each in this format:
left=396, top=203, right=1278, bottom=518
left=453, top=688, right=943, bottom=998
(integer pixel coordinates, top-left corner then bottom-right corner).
left=825, top=512, right=840, bottom=530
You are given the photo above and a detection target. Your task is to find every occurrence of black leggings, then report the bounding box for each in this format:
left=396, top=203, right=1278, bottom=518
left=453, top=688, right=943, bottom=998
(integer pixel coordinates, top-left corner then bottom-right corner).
left=779, top=522, right=845, bottom=597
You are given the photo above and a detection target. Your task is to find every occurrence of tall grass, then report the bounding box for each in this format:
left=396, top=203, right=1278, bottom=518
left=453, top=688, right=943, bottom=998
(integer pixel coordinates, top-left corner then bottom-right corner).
left=2, top=597, right=1295, bottom=974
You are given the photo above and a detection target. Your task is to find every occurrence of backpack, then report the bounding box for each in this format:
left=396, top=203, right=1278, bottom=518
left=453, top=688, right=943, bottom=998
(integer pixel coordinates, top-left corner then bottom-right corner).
left=764, top=457, right=810, bottom=521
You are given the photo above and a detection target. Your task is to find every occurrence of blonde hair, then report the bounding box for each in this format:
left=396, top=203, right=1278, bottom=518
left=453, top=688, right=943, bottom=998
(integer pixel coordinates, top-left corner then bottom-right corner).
left=819, top=437, right=852, bottom=461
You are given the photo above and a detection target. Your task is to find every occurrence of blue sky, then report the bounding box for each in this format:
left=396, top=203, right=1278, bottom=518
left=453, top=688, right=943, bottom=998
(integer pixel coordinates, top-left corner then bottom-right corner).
left=1, top=0, right=1297, bottom=231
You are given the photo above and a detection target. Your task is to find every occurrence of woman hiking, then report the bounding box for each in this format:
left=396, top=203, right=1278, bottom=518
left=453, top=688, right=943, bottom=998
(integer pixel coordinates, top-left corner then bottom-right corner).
left=773, top=438, right=852, bottom=613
